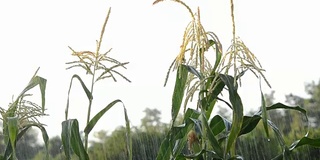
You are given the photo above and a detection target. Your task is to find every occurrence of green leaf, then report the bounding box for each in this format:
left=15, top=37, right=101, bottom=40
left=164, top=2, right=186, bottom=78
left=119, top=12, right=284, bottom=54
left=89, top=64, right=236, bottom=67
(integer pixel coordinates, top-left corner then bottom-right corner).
left=7, top=68, right=47, bottom=117
left=156, top=135, right=171, bottom=160
left=185, top=65, right=202, bottom=79
left=156, top=109, right=200, bottom=160
left=16, top=123, right=49, bottom=159
left=239, top=115, right=261, bottom=136
left=65, top=74, right=93, bottom=120
left=289, top=136, right=320, bottom=150
left=267, top=120, right=287, bottom=151
left=84, top=99, right=122, bottom=134
left=171, top=109, right=201, bottom=158
left=219, top=74, right=243, bottom=156
left=209, top=115, right=231, bottom=136
left=171, top=65, right=188, bottom=124
left=212, top=40, right=222, bottom=72
left=267, top=103, right=306, bottom=115
left=7, top=116, right=18, bottom=159
left=260, top=89, right=269, bottom=138
left=83, top=99, right=132, bottom=160
left=202, top=114, right=224, bottom=158
left=61, top=119, right=89, bottom=160
left=203, top=73, right=224, bottom=118
left=177, top=149, right=221, bottom=159
left=124, top=107, right=132, bottom=160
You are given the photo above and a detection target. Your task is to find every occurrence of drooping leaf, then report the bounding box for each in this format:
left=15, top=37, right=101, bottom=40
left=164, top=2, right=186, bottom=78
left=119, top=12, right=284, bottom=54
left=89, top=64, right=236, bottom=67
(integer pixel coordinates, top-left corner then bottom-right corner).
left=6, top=68, right=47, bottom=117
left=219, top=74, right=243, bottom=155
left=65, top=74, right=93, bottom=120
left=185, top=65, right=202, bottom=79
left=17, top=123, right=49, bottom=159
left=61, top=119, right=89, bottom=160
left=267, top=103, right=306, bottom=116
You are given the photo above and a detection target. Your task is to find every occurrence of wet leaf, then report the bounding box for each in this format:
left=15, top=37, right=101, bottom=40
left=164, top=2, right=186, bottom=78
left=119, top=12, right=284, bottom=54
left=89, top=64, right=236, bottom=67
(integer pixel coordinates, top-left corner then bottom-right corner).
left=219, top=74, right=243, bottom=155
left=260, top=89, right=269, bottom=138
left=172, top=65, right=188, bottom=124
left=61, top=119, right=89, bottom=160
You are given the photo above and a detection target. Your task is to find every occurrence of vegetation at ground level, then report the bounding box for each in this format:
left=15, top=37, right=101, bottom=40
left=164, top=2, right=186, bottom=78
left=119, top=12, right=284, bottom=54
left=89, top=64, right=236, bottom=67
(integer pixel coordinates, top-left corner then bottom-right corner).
left=0, top=80, right=319, bottom=159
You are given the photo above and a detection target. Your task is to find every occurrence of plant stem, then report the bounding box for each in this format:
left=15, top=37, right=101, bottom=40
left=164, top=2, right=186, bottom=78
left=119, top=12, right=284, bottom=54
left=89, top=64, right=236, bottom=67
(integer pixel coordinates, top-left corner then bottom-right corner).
left=84, top=62, right=96, bottom=151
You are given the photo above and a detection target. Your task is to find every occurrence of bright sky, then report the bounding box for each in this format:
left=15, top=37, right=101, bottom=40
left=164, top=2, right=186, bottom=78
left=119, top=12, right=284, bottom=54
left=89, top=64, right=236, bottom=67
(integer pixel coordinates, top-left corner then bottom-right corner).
left=1, top=0, right=320, bottom=139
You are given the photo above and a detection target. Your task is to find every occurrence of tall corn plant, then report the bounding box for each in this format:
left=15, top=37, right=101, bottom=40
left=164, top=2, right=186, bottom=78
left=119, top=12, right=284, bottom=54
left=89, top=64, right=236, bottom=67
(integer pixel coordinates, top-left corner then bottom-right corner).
left=154, top=0, right=320, bottom=159
left=0, top=67, right=49, bottom=160
left=62, top=7, right=132, bottom=160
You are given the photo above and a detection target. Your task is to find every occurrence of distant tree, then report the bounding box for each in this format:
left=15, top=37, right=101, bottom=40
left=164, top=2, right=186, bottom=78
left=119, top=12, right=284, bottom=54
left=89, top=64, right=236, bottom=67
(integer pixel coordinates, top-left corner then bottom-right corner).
left=283, top=80, right=320, bottom=159
left=14, top=128, right=43, bottom=159
left=286, top=80, right=320, bottom=127
left=33, top=135, right=67, bottom=160
left=88, top=107, right=168, bottom=160
left=141, top=108, right=167, bottom=132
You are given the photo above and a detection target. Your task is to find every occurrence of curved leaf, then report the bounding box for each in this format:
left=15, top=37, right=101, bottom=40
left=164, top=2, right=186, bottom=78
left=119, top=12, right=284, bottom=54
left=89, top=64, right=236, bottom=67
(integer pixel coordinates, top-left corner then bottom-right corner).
left=289, top=136, right=320, bottom=150
left=16, top=123, right=49, bottom=159
left=84, top=99, right=122, bottom=134
left=185, top=65, right=202, bottom=79
left=267, top=103, right=306, bottom=115
left=219, top=74, right=243, bottom=155
left=61, top=119, right=89, bottom=160
left=65, top=74, right=92, bottom=120
left=83, top=100, right=132, bottom=159
left=209, top=115, right=231, bottom=136
left=239, top=115, right=261, bottom=136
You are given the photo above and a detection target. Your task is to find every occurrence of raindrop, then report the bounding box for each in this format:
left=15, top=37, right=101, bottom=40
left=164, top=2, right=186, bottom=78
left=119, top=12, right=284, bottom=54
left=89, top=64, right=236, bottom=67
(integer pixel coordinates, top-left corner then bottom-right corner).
left=267, top=138, right=271, bottom=142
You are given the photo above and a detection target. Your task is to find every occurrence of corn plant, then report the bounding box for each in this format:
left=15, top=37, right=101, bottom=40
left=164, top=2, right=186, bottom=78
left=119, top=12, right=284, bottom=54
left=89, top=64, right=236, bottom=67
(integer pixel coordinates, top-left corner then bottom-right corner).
left=0, top=68, right=49, bottom=160
left=62, top=7, right=132, bottom=160
left=153, top=0, right=320, bottom=159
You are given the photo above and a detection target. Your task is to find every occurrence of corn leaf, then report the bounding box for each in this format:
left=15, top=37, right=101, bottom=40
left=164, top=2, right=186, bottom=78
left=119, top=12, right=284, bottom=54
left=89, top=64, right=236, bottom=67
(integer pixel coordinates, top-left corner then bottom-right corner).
left=7, top=116, right=18, bottom=159
left=65, top=74, right=92, bottom=120
left=61, top=119, right=89, bottom=160
left=84, top=99, right=122, bottom=134
left=260, top=89, right=269, bottom=138
left=171, top=65, right=188, bottom=124
left=219, top=74, right=243, bottom=155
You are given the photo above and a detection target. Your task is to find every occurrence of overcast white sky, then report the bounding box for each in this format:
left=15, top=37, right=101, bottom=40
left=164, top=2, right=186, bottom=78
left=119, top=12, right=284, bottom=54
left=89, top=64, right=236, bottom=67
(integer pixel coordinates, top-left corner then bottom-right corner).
left=1, top=0, right=320, bottom=139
